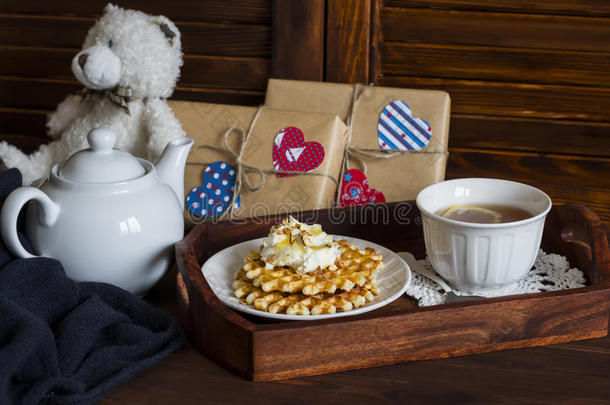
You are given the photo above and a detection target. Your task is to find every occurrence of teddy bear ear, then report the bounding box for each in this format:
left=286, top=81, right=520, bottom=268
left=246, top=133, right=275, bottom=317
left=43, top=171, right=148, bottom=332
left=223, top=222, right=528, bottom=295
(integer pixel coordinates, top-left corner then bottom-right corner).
left=103, top=3, right=120, bottom=13
left=153, top=16, right=180, bottom=47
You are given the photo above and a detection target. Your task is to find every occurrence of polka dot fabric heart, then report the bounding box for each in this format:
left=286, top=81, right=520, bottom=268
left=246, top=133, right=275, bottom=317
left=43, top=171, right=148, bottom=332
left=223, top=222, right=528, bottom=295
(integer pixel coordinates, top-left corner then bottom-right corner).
left=186, top=161, right=241, bottom=218
left=339, top=169, right=386, bottom=207
left=272, top=127, right=325, bottom=178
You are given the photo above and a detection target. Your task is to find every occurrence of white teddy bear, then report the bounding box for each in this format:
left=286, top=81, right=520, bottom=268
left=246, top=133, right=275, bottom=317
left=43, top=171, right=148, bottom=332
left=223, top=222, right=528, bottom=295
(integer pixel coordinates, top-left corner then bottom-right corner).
left=0, top=4, right=186, bottom=185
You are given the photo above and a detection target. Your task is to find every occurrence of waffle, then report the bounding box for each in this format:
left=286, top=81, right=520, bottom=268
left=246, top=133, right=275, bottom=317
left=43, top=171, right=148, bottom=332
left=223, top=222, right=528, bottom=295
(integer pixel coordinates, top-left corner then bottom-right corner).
left=233, top=239, right=384, bottom=315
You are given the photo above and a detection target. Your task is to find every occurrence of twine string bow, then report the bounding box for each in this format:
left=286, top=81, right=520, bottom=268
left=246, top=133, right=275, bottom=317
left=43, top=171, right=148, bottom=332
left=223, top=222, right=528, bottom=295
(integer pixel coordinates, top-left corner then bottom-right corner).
left=344, top=84, right=448, bottom=173
left=335, top=83, right=450, bottom=203
left=189, top=106, right=338, bottom=220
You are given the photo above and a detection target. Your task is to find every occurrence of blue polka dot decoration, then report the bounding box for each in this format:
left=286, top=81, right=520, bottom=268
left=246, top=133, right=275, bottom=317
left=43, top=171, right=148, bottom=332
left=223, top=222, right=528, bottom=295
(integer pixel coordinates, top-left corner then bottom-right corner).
left=186, top=161, right=241, bottom=218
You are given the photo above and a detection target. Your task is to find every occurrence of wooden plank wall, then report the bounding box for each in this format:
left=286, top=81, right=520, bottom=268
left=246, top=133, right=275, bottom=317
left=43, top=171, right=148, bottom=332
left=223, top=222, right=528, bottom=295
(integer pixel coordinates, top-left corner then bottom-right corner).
left=375, top=0, right=610, bottom=227
left=1, top=0, right=608, bottom=227
left=0, top=0, right=271, bottom=151
left=271, top=0, right=325, bottom=81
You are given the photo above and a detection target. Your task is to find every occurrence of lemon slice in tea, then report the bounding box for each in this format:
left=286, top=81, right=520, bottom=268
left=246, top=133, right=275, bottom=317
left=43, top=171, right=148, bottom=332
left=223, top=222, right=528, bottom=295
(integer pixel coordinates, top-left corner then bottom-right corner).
left=439, top=205, right=503, bottom=224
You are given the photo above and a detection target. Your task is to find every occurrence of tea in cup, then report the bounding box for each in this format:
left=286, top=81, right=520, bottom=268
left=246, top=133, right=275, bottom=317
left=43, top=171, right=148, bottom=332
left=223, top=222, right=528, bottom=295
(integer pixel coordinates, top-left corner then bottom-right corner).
left=416, top=178, right=552, bottom=292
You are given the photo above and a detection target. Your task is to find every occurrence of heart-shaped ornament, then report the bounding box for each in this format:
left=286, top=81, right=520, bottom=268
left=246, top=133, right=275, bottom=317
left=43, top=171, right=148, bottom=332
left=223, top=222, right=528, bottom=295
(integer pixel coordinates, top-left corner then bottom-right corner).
left=186, top=161, right=241, bottom=218
left=272, top=127, right=325, bottom=177
left=378, top=100, right=431, bottom=151
left=339, top=169, right=386, bottom=207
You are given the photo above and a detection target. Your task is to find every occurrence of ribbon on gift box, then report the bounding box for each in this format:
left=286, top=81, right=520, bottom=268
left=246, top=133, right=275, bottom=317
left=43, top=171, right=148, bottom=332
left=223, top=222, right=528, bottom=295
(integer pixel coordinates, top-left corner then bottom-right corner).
left=343, top=84, right=449, bottom=173
left=335, top=84, right=450, bottom=203
left=187, top=106, right=339, bottom=220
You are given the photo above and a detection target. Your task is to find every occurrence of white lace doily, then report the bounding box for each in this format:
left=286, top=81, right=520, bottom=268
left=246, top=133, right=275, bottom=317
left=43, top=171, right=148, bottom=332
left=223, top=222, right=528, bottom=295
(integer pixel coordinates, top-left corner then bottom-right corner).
left=405, top=250, right=586, bottom=307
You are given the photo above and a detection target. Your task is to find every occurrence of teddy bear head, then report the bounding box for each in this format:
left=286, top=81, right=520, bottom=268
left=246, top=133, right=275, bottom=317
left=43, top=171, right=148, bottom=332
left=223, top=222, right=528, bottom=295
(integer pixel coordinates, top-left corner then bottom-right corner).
left=71, top=4, right=182, bottom=99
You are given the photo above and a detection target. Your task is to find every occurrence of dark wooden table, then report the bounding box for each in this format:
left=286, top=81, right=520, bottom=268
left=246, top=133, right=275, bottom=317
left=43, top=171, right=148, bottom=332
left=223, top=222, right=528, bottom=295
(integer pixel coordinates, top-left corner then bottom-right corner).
left=101, top=263, right=610, bottom=404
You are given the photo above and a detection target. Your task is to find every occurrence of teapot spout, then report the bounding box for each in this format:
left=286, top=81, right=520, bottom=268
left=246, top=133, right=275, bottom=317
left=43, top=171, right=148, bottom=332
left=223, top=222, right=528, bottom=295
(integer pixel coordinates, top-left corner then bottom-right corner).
left=156, top=137, right=194, bottom=211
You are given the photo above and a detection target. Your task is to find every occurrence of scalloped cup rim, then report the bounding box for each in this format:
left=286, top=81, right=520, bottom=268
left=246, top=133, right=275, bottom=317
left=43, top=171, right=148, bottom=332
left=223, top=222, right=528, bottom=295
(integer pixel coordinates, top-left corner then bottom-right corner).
left=416, top=177, right=552, bottom=229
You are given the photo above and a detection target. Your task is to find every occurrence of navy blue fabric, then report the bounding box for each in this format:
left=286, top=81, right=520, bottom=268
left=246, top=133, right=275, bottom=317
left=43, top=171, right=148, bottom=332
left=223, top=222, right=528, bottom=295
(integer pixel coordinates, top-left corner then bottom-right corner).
left=0, top=169, right=184, bottom=405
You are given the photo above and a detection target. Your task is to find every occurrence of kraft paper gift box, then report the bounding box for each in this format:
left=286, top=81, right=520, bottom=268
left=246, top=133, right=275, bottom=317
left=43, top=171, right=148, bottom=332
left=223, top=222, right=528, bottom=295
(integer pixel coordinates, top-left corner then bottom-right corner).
left=264, top=79, right=450, bottom=204
left=168, top=101, right=348, bottom=224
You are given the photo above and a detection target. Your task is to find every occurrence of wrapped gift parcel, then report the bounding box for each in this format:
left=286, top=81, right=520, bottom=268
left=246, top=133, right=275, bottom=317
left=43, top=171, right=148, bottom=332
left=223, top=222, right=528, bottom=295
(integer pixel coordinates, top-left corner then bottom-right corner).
left=265, top=79, right=450, bottom=204
left=169, top=101, right=348, bottom=222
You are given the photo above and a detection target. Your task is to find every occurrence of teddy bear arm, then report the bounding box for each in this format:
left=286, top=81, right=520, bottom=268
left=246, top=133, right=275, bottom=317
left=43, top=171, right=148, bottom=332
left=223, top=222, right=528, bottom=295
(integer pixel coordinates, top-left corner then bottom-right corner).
left=143, top=99, right=186, bottom=161
left=46, top=94, right=89, bottom=139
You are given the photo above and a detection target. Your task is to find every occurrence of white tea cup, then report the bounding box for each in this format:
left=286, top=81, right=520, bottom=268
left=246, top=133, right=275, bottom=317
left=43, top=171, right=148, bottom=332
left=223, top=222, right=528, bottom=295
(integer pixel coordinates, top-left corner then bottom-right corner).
left=416, top=178, right=552, bottom=292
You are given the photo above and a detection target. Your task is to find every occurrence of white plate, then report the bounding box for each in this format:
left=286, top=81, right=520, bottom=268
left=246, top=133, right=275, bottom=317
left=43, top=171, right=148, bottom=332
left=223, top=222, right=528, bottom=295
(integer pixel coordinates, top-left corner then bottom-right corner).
left=201, top=235, right=411, bottom=321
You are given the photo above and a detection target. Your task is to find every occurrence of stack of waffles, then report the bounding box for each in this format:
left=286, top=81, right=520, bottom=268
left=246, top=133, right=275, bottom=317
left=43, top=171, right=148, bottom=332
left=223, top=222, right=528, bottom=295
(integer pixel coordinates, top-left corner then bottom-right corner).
left=233, top=240, right=385, bottom=315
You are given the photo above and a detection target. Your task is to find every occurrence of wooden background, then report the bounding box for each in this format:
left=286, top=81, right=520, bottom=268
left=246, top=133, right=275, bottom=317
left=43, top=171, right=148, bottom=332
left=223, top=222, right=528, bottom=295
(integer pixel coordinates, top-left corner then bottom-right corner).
left=1, top=0, right=608, bottom=227
left=0, top=0, right=271, bottom=149
left=373, top=0, right=610, bottom=229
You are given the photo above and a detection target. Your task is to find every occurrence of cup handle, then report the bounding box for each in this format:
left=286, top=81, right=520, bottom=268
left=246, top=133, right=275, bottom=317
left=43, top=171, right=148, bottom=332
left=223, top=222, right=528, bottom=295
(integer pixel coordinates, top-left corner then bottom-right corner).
left=1, top=187, right=60, bottom=258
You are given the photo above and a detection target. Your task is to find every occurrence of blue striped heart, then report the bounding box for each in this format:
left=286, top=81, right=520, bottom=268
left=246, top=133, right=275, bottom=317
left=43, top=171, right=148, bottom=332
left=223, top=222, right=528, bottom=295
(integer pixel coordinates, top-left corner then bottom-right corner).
left=377, top=100, right=431, bottom=151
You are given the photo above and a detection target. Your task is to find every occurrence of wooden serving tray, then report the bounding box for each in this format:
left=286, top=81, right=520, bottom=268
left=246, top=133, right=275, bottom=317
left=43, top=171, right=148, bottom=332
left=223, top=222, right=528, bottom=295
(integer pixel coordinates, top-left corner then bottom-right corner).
left=175, top=202, right=610, bottom=382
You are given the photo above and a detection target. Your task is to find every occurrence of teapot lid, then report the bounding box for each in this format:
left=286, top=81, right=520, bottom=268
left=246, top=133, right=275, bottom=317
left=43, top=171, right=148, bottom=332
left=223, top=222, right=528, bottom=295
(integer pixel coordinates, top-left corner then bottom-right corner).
left=59, top=127, right=145, bottom=183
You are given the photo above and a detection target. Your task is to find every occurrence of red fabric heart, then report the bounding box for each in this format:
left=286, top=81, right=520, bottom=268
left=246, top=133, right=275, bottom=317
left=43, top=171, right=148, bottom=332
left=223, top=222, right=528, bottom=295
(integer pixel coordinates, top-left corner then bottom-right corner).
left=272, top=127, right=325, bottom=178
left=339, top=169, right=386, bottom=207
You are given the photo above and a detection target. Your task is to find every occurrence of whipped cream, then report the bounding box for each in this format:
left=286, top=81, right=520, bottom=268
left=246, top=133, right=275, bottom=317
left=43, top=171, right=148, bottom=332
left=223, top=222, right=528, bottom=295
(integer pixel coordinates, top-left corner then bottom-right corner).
left=260, top=216, right=340, bottom=274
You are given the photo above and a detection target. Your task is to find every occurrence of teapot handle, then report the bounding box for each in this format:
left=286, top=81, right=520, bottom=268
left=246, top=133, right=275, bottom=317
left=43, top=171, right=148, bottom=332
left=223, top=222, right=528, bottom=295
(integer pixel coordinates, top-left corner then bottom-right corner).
left=1, top=187, right=60, bottom=258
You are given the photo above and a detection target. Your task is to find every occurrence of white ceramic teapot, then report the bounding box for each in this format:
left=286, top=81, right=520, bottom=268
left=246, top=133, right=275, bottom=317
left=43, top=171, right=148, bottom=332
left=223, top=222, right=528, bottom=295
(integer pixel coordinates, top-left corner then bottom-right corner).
left=0, top=127, right=194, bottom=296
